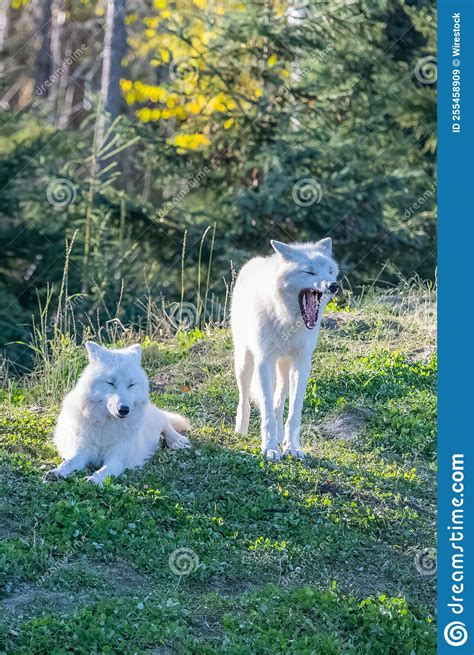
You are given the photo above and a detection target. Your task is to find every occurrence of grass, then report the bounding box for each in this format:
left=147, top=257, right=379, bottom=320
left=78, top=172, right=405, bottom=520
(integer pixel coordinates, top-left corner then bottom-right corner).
left=0, top=284, right=436, bottom=653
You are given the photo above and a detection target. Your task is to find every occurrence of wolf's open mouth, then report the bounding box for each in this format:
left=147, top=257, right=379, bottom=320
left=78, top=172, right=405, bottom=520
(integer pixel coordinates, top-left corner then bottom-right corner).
left=298, top=289, right=323, bottom=329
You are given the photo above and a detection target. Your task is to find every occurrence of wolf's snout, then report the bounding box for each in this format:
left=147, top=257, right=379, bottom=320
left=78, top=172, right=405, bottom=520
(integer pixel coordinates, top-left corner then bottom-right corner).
left=328, top=282, right=339, bottom=294
left=117, top=405, right=130, bottom=417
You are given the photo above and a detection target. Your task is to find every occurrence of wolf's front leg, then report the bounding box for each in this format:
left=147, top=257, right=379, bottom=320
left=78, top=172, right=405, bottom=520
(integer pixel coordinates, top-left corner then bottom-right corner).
left=43, top=452, right=89, bottom=482
left=85, top=456, right=125, bottom=485
left=273, top=358, right=290, bottom=446
left=282, top=360, right=312, bottom=459
left=255, top=359, right=280, bottom=461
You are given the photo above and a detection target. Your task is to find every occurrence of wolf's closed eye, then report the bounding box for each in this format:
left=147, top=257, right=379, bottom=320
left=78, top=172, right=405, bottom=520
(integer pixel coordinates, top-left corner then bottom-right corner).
left=128, top=383, right=136, bottom=388
left=106, top=381, right=115, bottom=387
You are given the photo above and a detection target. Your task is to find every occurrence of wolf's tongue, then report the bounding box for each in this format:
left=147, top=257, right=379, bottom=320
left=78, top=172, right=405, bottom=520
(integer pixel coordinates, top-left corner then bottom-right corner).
left=305, top=290, right=316, bottom=327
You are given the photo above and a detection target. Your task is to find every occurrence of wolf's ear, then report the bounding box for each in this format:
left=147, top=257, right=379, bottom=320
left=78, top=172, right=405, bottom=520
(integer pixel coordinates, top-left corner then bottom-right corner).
left=85, top=341, right=106, bottom=362
left=315, top=237, right=332, bottom=256
left=126, top=344, right=142, bottom=362
left=270, top=240, right=302, bottom=262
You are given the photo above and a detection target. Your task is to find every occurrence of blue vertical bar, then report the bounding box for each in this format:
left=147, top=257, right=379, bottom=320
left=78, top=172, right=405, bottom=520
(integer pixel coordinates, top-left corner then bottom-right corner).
left=438, top=1, right=474, bottom=653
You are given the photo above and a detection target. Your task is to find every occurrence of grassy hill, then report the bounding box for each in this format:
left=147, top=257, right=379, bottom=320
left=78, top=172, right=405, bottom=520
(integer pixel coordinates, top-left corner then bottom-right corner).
left=0, top=285, right=437, bottom=654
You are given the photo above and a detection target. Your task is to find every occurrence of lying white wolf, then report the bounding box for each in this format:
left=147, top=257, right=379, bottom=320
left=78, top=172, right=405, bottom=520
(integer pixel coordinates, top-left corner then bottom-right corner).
left=45, top=342, right=190, bottom=484
left=231, top=238, right=339, bottom=461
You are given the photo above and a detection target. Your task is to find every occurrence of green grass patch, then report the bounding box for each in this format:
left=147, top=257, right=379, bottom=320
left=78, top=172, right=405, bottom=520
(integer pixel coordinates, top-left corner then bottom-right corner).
left=2, top=585, right=435, bottom=654
left=0, top=291, right=436, bottom=652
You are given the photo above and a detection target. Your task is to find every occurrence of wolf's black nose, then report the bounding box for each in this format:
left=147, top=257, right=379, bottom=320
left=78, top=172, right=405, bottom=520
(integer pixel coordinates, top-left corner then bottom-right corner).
left=118, top=405, right=130, bottom=417
left=328, top=282, right=339, bottom=294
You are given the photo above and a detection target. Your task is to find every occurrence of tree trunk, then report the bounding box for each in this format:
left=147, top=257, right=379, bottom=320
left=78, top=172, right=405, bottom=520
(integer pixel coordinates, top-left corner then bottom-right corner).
left=100, top=0, right=126, bottom=118
left=0, top=0, right=9, bottom=54
left=34, top=0, right=52, bottom=97
left=48, top=0, right=63, bottom=111
left=97, top=0, right=127, bottom=175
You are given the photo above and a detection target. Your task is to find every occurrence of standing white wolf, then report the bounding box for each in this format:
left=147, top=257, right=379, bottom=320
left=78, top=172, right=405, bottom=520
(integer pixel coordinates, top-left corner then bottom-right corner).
left=231, top=238, right=339, bottom=461
left=45, top=342, right=190, bottom=484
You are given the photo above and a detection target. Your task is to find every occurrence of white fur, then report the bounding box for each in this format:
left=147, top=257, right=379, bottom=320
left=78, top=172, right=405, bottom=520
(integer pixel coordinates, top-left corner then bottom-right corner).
left=45, top=342, right=191, bottom=484
left=230, top=238, right=339, bottom=461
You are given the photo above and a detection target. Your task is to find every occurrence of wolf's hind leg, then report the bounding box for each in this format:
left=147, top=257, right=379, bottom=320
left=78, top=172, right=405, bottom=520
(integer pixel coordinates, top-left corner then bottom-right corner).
left=164, top=425, right=191, bottom=450
left=234, top=349, right=254, bottom=435
left=254, top=359, right=280, bottom=461
left=274, top=358, right=290, bottom=445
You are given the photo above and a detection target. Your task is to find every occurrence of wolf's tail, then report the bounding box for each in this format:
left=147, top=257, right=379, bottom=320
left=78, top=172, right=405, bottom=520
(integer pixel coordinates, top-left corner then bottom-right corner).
left=163, top=411, right=191, bottom=434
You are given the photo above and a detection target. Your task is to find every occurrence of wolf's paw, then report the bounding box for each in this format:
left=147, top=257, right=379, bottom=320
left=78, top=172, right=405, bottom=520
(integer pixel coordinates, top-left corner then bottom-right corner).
left=84, top=473, right=104, bottom=485
left=167, top=433, right=191, bottom=450
left=282, top=447, right=305, bottom=460
left=263, top=448, right=281, bottom=462
left=43, top=468, right=62, bottom=483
